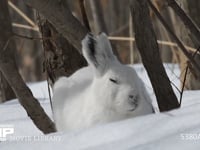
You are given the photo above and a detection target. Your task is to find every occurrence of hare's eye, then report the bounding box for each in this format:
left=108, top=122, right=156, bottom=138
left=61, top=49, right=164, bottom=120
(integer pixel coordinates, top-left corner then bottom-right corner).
left=109, top=78, right=119, bottom=84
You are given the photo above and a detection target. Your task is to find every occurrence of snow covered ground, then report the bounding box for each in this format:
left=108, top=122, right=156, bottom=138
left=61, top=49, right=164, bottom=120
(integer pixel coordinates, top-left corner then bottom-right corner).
left=1, top=64, right=200, bottom=150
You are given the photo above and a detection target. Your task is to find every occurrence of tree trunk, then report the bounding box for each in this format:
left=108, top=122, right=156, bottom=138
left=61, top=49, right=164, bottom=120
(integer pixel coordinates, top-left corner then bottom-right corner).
left=37, top=14, right=87, bottom=84
left=0, top=73, right=16, bottom=103
left=130, top=0, right=179, bottom=111
left=25, top=0, right=88, bottom=52
left=10, top=1, right=44, bottom=82
left=0, top=1, right=16, bottom=102
left=0, top=0, right=55, bottom=134
left=187, top=0, right=200, bottom=28
left=177, top=0, right=200, bottom=90
left=166, top=0, right=200, bottom=46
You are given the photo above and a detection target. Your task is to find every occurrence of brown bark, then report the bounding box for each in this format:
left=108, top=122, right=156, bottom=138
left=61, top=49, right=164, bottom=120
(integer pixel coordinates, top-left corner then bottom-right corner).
left=25, top=0, right=88, bottom=52
left=0, top=0, right=55, bottom=133
left=187, top=0, right=200, bottom=28
left=37, top=14, right=87, bottom=83
left=187, top=0, right=200, bottom=46
left=166, top=0, right=200, bottom=46
left=0, top=1, right=16, bottom=102
left=0, top=73, right=16, bottom=102
left=148, top=0, right=200, bottom=74
left=182, top=0, right=200, bottom=90
left=10, top=1, right=44, bottom=82
left=130, top=0, right=179, bottom=111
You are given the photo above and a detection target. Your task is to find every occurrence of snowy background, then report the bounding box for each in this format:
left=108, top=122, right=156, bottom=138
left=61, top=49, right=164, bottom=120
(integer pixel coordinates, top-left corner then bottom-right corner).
left=0, top=64, right=200, bottom=150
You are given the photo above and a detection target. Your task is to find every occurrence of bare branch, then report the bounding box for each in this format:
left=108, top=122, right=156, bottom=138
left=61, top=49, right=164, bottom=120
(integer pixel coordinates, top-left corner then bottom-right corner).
left=12, top=23, right=39, bottom=31
left=166, top=0, right=200, bottom=45
left=108, top=36, right=198, bottom=53
left=0, top=0, right=56, bottom=134
left=25, top=0, right=88, bottom=52
left=8, top=1, right=37, bottom=27
left=130, top=0, right=179, bottom=111
left=148, top=0, right=200, bottom=73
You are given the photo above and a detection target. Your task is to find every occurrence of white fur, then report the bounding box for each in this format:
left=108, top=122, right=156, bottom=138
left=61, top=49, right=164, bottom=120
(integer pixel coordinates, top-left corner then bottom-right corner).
left=52, top=33, right=154, bottom=131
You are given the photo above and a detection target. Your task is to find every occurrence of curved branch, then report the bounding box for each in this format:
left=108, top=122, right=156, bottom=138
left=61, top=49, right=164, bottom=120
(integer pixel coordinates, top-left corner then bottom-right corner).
left=25, top=0, right=88, bottom=53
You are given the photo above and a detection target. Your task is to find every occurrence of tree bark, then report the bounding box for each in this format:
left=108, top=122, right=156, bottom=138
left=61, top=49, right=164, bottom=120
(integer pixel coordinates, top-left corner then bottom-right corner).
left=0, top=0, right=55, bottom=134
left=187, top=0, right=200, bottom=27
left=37, top=14, right=87, bottom=84
left=187, top=0, right=200, bottom=46
left=166, top=0, right=200, bottom=46
left=10, top=1, right=44, bottom=82
left=0, top=73, right=16, bottom=102
left=25, top=0, right=88, bottom=52
left=148, top=0, right=200, bottom=74
left=130, top=0, right=180, bottom=111
left=0, top=1, right=16, bottom=102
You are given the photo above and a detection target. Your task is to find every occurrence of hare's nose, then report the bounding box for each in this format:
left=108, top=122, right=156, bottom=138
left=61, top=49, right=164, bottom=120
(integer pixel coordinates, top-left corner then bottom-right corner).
left=129, top=95, right=138, bottom=101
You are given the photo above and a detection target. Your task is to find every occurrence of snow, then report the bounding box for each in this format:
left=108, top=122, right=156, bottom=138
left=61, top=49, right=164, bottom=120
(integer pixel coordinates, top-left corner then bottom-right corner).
left=1, top=64, right=200, bottom=150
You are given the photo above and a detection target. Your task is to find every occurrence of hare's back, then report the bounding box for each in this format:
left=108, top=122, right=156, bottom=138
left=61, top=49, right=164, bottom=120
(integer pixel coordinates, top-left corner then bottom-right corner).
left=53, top=67, right=93, bottom=103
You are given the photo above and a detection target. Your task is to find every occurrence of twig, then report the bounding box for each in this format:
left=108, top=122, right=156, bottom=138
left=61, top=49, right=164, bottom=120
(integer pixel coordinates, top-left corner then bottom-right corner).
left=46, top=72, right=54, bottom=114
left=129, top=13, right=134, bottom=64
left=8, top=1, right=37, bottom=27
left=12, top=23, right=39, bottom=32
left=13, top=32, right=58, bottom=41
left=166, top=0, right=200, bottom=45
left=179, top=65, right=188, bottom=106
left=2, top=37, right=12, bottom=51
left=108, top=36, right=198, bottom=53
left=179, top=47, right=200, bottom=107
left=170, top=80, right=181, bottom=94
left=148, top=0, right=200, bottom=73
left=37, top=13, right=53, bottom=115
left=13, top=32, right=198, bottom=54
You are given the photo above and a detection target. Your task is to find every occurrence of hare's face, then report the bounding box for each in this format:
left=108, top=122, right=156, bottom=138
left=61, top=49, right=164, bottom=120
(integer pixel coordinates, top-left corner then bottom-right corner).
left=96, top=64, right=140, bottom=115
left=82, top=33, right=142, bottom=115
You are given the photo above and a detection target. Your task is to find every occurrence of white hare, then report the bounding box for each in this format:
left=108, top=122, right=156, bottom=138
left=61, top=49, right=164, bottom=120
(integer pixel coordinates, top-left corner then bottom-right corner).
left=52, top=33, right=154, bottom=131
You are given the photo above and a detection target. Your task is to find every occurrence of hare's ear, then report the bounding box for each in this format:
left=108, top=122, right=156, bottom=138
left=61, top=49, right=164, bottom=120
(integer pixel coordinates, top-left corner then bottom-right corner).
left=82, top=33, right=116, bottom=76
left=97, top=33, right=114, bottom=59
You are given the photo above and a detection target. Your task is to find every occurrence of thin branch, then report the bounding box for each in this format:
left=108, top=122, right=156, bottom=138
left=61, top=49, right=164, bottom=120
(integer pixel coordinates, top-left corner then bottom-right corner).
left=170, top=80, right=181, bottom=94
left=12, top=23, right=39, bottom=32
left=13, top=32, right=59, bottom=41
left=129, top=13, right=134, bottom=64
left=8, top=1, right=37, bottom=27
left=2, top=37, right=13, bottom=51
left=148, top=0, right=200, bottom=73
left=179, top=65, right=188, bottom=106
left=166, top=0, right=200, bottom=45
left=179, top=47, right=200, bottom=106
left=14, top=31, right=198, bottom=54
left=108, top=36, right=198, bottom=53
